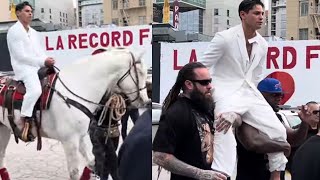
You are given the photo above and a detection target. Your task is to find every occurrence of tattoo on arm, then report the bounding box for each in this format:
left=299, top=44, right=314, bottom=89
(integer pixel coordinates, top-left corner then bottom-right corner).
left=153, top=152, right=216, bottom=180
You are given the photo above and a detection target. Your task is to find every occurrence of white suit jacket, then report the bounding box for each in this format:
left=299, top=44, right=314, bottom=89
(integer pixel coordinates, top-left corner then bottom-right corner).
left=200, top=24, right=268, bottom=102
left=7, top=20, right=47, bottom=80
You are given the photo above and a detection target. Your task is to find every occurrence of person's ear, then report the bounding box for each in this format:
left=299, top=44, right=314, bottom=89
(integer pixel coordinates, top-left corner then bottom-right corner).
left=184, top=80, right=194, bottom=90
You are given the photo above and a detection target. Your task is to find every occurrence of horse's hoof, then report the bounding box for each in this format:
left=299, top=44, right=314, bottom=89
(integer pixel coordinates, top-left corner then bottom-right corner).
left=0, top=168, right=10, bottom=180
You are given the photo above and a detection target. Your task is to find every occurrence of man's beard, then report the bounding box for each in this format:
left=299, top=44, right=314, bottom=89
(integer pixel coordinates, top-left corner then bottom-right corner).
left=190, top=87, right=215, bottom=113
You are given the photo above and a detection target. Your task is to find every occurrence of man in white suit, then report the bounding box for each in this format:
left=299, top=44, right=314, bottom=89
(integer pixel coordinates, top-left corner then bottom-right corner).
left=6, top=1, right=55, bottom=142
left=200, top=0, right=287, bottom=179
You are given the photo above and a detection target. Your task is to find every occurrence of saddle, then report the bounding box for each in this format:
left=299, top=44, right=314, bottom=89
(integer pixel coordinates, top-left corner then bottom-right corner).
left=0, top=67, right=57, bottom=150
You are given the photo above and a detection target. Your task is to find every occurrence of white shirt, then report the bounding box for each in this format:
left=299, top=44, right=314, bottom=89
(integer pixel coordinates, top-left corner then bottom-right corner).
left=6, top=20, right=47, bottom=80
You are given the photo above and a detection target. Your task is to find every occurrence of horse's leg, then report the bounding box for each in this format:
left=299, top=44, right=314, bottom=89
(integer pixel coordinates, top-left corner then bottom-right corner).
left=78, top=134, right=96, bottom=180
left=0, top=124, right=11, bottom=180
left=61, top=138, right=81, bottom=180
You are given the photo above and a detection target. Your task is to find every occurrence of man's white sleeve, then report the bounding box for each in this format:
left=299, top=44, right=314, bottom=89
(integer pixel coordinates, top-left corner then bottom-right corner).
left=200, top=33, right=225, bottom=70
left=7, top=31, right=45, bottom=67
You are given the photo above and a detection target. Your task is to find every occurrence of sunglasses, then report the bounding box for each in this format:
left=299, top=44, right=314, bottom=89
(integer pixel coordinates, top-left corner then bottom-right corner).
left=313, top=110, right=320, bottom=115
left=190, top=79, right=212, bottom=86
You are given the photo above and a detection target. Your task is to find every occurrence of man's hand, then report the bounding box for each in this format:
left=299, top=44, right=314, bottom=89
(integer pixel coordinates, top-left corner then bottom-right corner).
left=45, top=57, right=55, bottom=67
left=298, top=105, right=319, bottom=128
left=216, top=112, right=239, bottom=134
left=282, top=142, right=291, bottom=157
left=198, top=170, right=227, bottom=180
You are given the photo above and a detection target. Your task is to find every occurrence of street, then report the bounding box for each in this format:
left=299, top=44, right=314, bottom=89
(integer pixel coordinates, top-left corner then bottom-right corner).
left=3, top=117, right=136, bottom=180
left=5, top=136, right=70, bottom=180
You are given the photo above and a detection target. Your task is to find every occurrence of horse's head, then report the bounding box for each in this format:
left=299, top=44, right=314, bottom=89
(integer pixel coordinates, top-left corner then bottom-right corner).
left=114, top=49, right=150, bottom=108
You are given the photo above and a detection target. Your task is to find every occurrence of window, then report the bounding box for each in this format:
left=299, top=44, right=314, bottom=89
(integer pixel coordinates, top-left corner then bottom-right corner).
left=112, top=18, right=119, bottom=25
left=60, top=12, right=62, bottom=16
left=50, top=15, right=52, bottom=19
left=112, top=0, right=118, bottom=10
left=299, top=28, right=308, bottom=40
left=139, top=16, right=146, bottom=24
left=227, top=19, right=229, bottom=25
left=66, top=14, right=67, bottom=18
left=123, top=17, right=129, bottom=26
left=41, top=8, right=44, bottom=13
left=63, top=13, right=65, bottom=17
left=60, top=18, right=62, bottom=22
left=214, top=17, right=219, bottom=24
left=227, top=9, right=230, bottom=17
left=300, top=1, right=308, bottom=16
left=49, top=8, right=51, bottom=13
left=139, top=0, right=145, bottom=6
left=214, top=8, right=219, bottom=16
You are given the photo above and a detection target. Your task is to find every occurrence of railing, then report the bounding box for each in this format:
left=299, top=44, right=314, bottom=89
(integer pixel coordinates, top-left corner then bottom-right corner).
left=310, top=6, right=320, bottom=14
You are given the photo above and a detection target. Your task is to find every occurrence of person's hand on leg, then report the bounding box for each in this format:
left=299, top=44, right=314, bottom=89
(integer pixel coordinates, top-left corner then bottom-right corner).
left=215, top=112, right=240, bottom=134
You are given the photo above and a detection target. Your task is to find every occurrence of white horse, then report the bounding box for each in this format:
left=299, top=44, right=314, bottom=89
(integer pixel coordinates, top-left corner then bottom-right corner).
left=0, top=47, right=150, bottom=180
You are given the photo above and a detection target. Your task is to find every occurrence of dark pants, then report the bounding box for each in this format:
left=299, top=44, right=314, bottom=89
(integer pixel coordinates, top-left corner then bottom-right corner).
left=89, top=121, right=120, bottom=180
left=121, top=109, right=139, bottom=140
left=280, top=171, right=285, bottom=180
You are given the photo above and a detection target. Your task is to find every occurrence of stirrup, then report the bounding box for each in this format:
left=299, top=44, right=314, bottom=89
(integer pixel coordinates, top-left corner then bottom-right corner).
left=21, top=121, right=30, bottom=141
left=21, top=121, right=35, bottom=142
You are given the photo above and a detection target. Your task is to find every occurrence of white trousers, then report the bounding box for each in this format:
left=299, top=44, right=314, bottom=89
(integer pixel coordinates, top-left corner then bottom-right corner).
left=20, top=72, right=42, bottom=117
left=211, top=83, right=287, bottom=176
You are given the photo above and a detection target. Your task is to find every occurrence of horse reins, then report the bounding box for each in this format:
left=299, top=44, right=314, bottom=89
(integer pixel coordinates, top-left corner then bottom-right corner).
left=51, top=51, right=147, bottom=109
left=116, top=52, right=147, bottom=103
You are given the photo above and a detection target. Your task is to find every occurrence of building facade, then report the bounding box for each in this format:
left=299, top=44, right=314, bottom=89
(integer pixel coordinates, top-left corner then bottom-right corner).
left=172, top=9, right=203, bottom=34
left=154, top=0, right=205, bottom=34
left=34, top=0, right=75, bottom=28
left=78, top=0, right=104, bottom=27
left=0, top=0, right=10, bottom=22
left=202, top=0, right=242, bottom=36
left=104, top=0, right=153, bottom=26
left=2, top=0, right=75, bottom=28
left=287, top=0, right=320, bottom=40
left=268, top=0, right=287, bottom=38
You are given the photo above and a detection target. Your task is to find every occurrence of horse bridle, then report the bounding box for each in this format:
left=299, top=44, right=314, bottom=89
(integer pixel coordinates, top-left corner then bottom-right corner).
left=52, top=50, right=146, bottom=108
left=116, top=52, right=146, bottom=104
